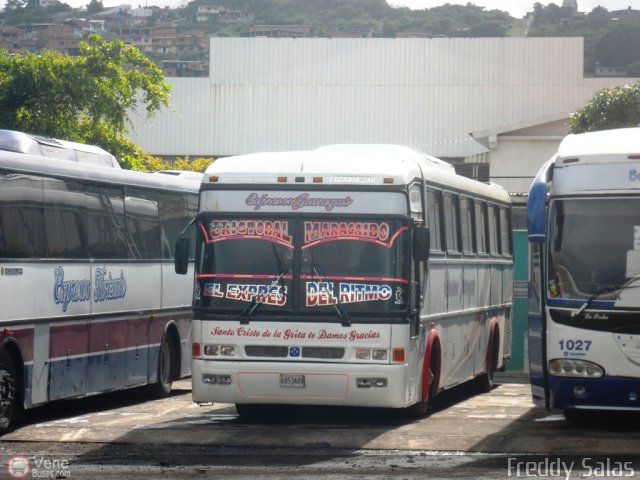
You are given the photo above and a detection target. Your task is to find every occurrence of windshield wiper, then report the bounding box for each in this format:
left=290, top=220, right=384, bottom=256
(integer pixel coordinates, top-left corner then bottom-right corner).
left=240, top=269, right=287, bottom=324
left=312, top=264, right=351, bottom=327
left=572, top=283, right=640, bottom=317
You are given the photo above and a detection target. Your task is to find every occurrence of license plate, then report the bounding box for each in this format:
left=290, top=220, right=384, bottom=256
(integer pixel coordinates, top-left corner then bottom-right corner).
left=279, top=374, right=305, bottom=388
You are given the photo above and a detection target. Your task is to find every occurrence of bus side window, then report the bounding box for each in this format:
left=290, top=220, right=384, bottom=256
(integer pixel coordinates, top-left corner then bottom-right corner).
left=443, top=192, right=461, bottom=255
left=475, top=200, right=488, bottom=256
left=460, top=196, right=475, bottom=255
left=0, top=172, right=46, bottom=258
left=86, top=184, right=128, bottom=259
left=500, top=206, right=513, bottom=257
left=125, top=187, right=161, bottom=260
left=43, top=177, right=88, bottom=259
left=426, top=188, right=444, bottom=254
left=488, top=204, right=500, bottom=256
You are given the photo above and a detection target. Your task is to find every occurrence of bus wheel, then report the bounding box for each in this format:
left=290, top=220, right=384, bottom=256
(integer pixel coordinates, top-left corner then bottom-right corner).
left=0, top=351, right=16, bottom=433
left=149, top=334, right=175, bottom=398
left=477, top=331, right=499, bottom=393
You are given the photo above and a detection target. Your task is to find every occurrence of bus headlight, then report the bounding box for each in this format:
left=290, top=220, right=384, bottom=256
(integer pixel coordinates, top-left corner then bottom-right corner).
left=203, top=344, right=237, bottom=357
left=548, top=359, right=604, bottom=378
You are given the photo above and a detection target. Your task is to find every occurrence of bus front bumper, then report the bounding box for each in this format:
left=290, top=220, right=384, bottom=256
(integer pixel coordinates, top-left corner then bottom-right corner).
left=550, top=375, right=640, bottom=412
left=192, top=358, right=412, bottom=408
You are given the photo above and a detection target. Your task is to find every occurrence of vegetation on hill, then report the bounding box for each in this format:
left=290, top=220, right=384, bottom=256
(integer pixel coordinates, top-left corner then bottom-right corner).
left=2, top=1, right=640, bottom=75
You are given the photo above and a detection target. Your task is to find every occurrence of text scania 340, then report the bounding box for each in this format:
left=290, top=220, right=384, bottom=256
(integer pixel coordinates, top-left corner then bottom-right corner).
left=528, top=128, right=640, bottom=418
left=176, top=145, right=513, bottom=417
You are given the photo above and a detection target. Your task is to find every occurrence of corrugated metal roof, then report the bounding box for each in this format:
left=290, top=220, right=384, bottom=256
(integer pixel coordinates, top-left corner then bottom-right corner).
left=127, top=37, right=634, bottom=159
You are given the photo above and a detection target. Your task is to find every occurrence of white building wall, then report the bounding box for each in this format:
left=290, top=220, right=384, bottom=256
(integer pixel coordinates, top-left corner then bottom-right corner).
left=127, top=37, right=634, bottom=160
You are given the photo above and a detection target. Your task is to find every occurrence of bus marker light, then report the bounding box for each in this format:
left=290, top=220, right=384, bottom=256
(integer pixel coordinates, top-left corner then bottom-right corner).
left=313, top=177, right=323, bottom=183
left=383, top=177, right=394, bottom=184
left=2, top=328, right=12, bottom=335
left=356, top=378, right=372, bottom=388
left=392, top=348, right=406, bottom=363
left=277, top=176, right=287, bottom=183
left=209, top=175, right=219, bottom=182
left=192, top=343, right=201, bottom=357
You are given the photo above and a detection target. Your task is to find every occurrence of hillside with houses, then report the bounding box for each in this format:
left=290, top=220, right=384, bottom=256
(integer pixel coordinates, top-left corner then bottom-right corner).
left=0, top=0, right=639, bottom=77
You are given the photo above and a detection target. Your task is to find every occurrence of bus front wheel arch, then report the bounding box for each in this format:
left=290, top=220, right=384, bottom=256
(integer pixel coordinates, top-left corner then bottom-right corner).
left=405, top=336, right=440, bottom=419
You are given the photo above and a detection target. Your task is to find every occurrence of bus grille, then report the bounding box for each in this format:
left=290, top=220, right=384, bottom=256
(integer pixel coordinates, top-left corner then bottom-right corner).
left=245, top=346, right=288, bottom=357
left=302, top=347, right=345, bottom=359
left=244, top=346, right=345, bottom=359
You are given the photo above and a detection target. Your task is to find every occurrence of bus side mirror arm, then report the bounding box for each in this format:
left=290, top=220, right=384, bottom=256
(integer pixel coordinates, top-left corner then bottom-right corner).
left=413, top=226, right=430, bottom=263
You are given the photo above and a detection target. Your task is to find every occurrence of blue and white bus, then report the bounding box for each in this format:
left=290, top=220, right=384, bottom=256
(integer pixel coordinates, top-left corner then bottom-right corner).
left=0, top=133, right=199, bottom=433
left=177, top=144, right=513, bottom=419
left=528, top=127, right=640, bottom=418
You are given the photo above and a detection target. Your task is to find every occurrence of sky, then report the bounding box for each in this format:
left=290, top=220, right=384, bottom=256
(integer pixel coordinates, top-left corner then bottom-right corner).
left=2, top=0, right=637, bottom=18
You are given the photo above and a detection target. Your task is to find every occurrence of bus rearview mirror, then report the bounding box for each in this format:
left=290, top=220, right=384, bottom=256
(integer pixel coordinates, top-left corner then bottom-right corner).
left=174, top=237, right=190, bottom=275
left=413, top=226, right=430, bottom=262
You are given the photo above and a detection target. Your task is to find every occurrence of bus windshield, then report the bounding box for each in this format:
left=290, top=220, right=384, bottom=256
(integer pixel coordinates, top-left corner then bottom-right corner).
left=195, top=216, right=409, bottom=316
left=548, top=198, right=639, bottom=300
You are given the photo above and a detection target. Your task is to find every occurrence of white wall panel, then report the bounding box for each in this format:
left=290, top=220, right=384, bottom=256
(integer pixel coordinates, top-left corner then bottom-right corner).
left=128, top=37, right=634, bottom=159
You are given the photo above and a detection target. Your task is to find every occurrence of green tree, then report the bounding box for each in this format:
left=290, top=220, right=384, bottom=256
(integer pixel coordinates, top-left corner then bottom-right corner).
left=86, top=0, right=104, bottom=15
left=0, top=34, right=171, bottom=170
left=569, top=82, right=640, bottom=133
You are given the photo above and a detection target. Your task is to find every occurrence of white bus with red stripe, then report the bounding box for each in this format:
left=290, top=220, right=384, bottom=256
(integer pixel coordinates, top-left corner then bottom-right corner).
left=176, top=145, right=513, bottom=417
left=0, top=132, right=199, bottom=432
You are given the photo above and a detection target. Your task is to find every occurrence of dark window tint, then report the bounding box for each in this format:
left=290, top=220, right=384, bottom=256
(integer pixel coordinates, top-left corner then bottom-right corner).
left=475, top=201, right=488, bottom=255
left=86, top=184, right=128, bottom=259
left=426, top=189, right=444, bottom=253
left=159, top=192, right=197, bottom=260
left=43, top=178, right=88, bottom=259
left=0, top=172, right=45, bottom=258
left=488, top=204, right=500, bottom=256
left=499, top=206, right=512, bottom=256
left=460, top=196, right=474, bottom=255
left=125, top=187, right=161, bottom=259
left=443, top=192, right=460, bottom=254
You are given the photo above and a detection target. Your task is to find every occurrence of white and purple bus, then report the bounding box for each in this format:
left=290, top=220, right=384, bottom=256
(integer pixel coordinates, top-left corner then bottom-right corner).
left=528, top=127, right=640, bottom=418
left=0, top=136, right=199, bottom=432
left=176, top=144, right=513, bottom=418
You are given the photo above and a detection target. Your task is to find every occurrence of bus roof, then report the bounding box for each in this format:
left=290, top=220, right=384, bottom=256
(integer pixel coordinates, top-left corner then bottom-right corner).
left=0, top=148, right=200, bottom=195
left=557, top=128, right=640, bottom=163
left=0, top=129, right=120, bottom=169
left=205, top=144, right=509, bottom=202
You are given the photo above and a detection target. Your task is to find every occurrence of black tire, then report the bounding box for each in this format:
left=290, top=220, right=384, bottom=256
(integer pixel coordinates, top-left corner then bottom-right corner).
left=0, top=350, right=17, bottom=433
left=477, top=332, right=499, bottom=393
left=149, top=333, right=175, bottom=398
